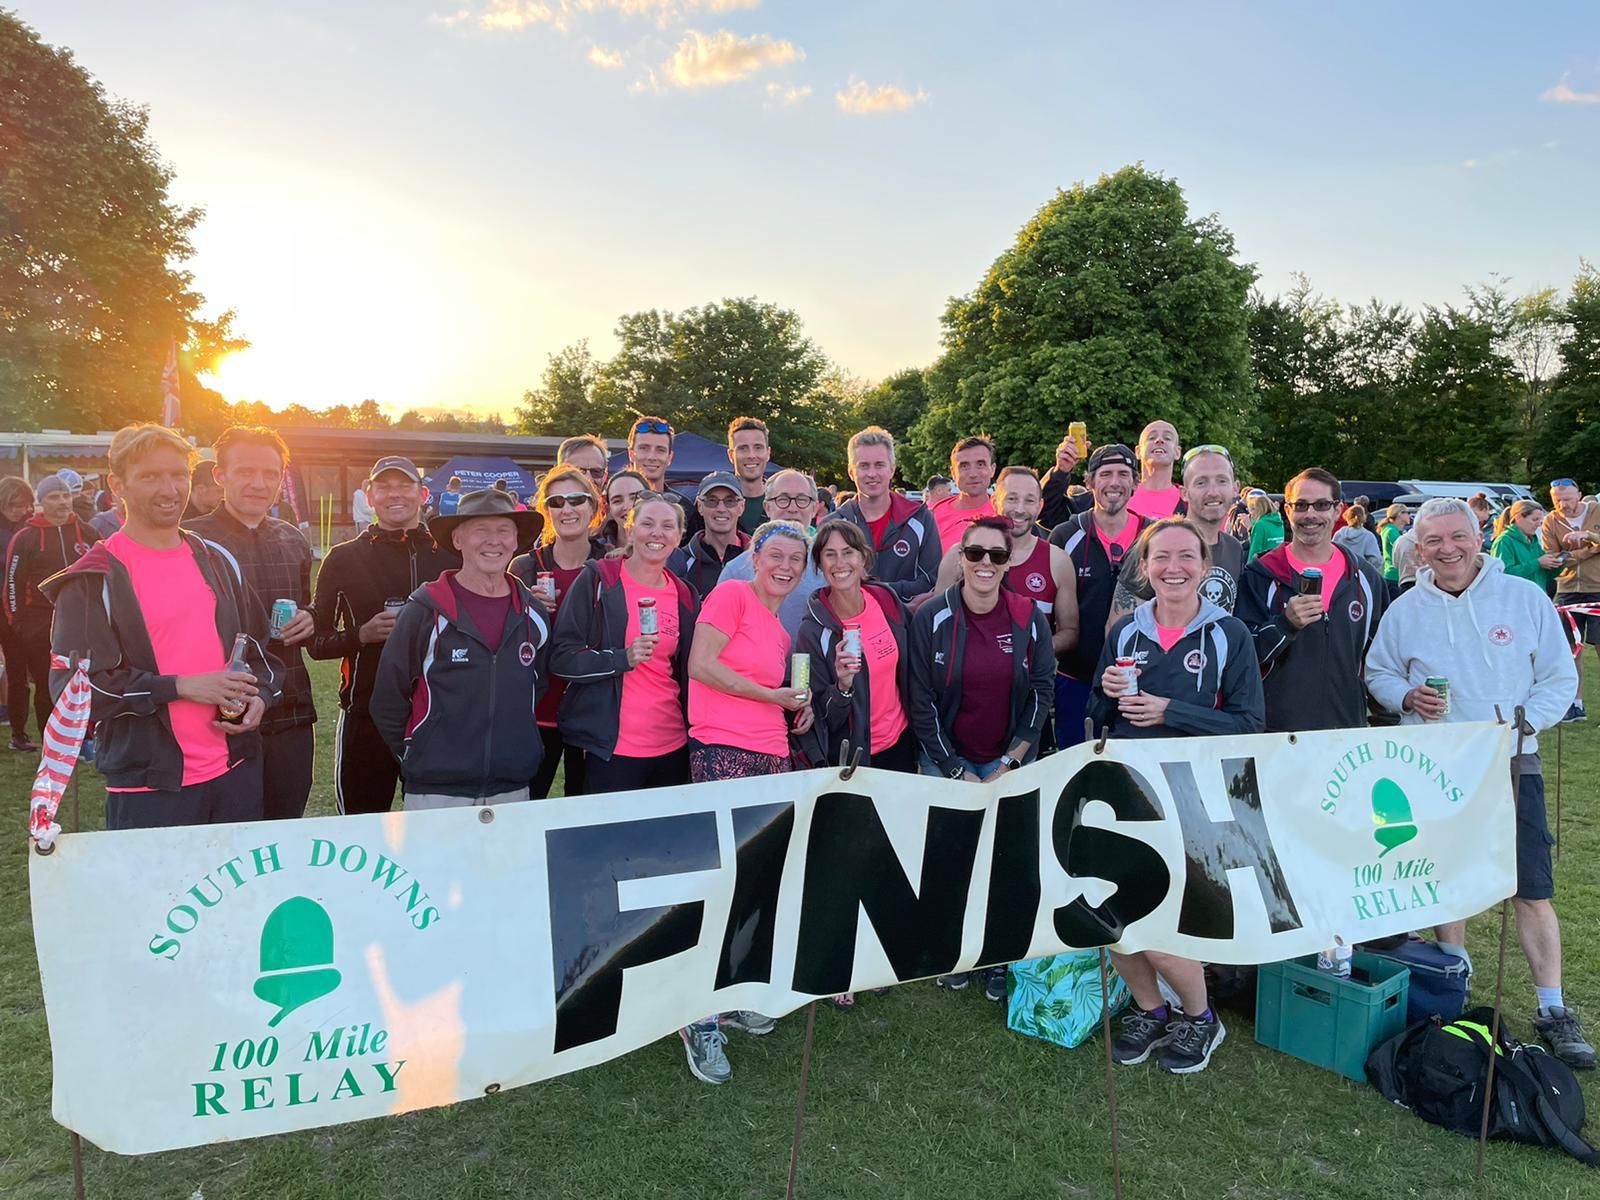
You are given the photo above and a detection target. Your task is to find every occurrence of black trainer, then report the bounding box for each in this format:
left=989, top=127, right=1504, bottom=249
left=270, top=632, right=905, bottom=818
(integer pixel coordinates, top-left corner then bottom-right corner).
left=1111, top=1006, right=1172, bottom=1065
left=983, top=965, right=1008, bottom=1002
left=1159, top=1011, right=1226, bottom=1074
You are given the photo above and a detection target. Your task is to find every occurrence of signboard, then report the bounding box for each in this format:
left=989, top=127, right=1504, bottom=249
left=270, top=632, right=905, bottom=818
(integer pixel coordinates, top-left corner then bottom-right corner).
left=30, top=722, right=1515, bottom=1153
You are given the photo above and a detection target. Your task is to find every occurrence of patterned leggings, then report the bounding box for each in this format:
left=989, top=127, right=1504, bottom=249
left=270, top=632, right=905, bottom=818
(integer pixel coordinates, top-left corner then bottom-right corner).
left=689, top=741, right=791, bottom=782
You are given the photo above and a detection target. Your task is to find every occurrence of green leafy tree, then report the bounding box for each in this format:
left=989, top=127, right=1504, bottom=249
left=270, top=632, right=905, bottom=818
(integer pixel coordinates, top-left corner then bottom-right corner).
left=858, top=368, right=929, bottom=449
left=514, top=340, right=616, bottom=437
left=0, top=12, right=235, bottom=432
left=1534, top=262, right=1600, bottom=492
left=911, top=165, right=1257, bottom=476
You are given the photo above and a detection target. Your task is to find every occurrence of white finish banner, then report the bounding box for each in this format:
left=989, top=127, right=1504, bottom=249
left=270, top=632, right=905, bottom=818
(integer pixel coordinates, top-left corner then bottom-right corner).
left=30, top=722, right=1515, bottom=1154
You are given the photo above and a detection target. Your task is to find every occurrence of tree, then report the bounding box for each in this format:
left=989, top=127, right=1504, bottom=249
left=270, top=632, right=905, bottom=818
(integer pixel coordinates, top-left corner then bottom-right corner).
left=1465, top=277, right=1569, bottom=476
left=858, top=368, right=929, bottom=449
left=0, top=12, right=235, bottom=432
left=1533, top=262, right=1600, bottom=492
left=514, top=340, right=613, bottom=436
left=911, top=165, right=1257, bottom=475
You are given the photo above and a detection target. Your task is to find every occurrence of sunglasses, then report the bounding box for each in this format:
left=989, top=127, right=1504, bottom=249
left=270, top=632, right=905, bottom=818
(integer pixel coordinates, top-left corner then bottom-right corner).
left=633, top=420, right=671, bottom=436
left=961, top=545, right=1012, bottom=565
left=1551, top=478, right=1577, bottom=490
left=1287, top=499, right=1339, bottom=513
left=699, top=495, right=742, bottom=509
left=545, top=493, right=593, bottom=510
left=1182, top=444, right=1232, bottom=465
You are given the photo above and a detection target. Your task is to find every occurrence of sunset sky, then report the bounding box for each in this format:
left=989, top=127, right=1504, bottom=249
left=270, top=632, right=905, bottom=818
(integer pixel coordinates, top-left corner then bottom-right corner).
left=22, top=0, right=1600, bottom=417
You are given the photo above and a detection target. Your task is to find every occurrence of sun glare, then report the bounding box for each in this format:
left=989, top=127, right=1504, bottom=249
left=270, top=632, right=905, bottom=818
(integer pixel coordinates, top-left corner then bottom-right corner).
left=202, top=349, right=274, bottom=404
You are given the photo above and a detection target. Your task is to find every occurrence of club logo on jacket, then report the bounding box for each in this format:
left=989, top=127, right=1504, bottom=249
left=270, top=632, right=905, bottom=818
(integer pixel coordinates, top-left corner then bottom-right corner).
left=451, top=648, right=468, bottom=663
left=1183, top=649, right=1206, bottom=674
left=892, top=539, right=911, bottom=559
left=1488, top=624, right=1513, bottom=647
left=519, top=641, right=535, bottom=666
left=1199, top=568, right=1236, bottom=612
left=995, top=633, right=1014, bottom=656
left=1348, top=600, right=1365, bottom=623
left=1025, top=572, right=1047, bottom=593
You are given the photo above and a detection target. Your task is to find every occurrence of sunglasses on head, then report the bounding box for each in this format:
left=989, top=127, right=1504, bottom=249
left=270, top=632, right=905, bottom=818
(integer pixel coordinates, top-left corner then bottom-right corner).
left=545, top=493, right=593, bottom=510
left=633, top=420, right=671, bottom=436
left=1551, top=478, right=1577, bottom=490
left=961, top=545, right=1011, bottom=565
left=1182, top=443, right=1232, bottom=465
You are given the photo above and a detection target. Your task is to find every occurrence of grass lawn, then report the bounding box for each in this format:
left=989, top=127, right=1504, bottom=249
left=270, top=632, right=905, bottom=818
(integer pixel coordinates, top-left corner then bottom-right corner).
left=3, top=662, right=1599, bottom=1199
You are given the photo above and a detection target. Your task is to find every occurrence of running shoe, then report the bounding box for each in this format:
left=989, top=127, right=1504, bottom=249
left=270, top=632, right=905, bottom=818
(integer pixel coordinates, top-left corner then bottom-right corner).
left=983, top=965, right=1008, bottom=1002
left=1159, top=1012, right=1227, bottom=1075
left=723, top=1010, right=777, bottom=1036
left=679, top=1019, right=731, bottom=1084
left=1534, top=1006, right=1596, bottom=1071
left=1110, top=1006, right=1172, bottom=1065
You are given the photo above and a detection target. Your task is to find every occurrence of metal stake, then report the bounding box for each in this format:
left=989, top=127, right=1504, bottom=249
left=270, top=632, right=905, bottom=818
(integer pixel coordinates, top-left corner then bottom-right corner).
left=71, top=1130, right=85, bottom=1199
left=1098, top=949, right=1124, bottom=1200
left=1475, top=707, right=1524, bottom=1180
left=1554, top=724, right=1563, bottom=862
left=785, top=1001, right=820, bottom=1200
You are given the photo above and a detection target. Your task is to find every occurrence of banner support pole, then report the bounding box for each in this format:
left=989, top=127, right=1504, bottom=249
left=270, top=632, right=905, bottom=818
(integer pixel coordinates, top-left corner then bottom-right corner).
left=1098, top=948, right=1124, bottom=1200
left=1476, top=707, right=1524, bottom=1180
left=1554, top=724, right=1562, bottom=862
left=784, top=1001, right=819, bottom=1200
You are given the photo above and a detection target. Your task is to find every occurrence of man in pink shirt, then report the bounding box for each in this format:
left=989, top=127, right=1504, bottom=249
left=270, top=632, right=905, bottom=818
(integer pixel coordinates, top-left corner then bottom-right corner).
left=929, top=435, right=999, bottom=551
left=1127, top=420, right=1183, bottom=521
left=45, top=423, right=280, bottom=829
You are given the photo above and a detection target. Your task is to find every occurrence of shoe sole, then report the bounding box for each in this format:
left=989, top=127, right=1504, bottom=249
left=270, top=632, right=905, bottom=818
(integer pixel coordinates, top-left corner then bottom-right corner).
left=935, top=976, right=969, bottom=991
left=1162, top=1022, right=1227, bottom=1075
left=1111, top=1035, right=1172, bottom=1066
left=678, top=1032, right=730, bottom=1085
left=723, top=1020, right=775, bottom=1037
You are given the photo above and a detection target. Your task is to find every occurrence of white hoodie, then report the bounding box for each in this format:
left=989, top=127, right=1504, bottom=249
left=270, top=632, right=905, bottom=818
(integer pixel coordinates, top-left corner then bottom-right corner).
left=1364, top=554, right=1576, bottom=755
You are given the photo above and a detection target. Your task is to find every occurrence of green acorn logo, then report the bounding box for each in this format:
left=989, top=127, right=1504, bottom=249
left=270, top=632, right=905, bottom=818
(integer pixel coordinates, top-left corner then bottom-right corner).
left=253, top=896, right=342, bottom=1027
left=1371, top=777, right=1418, bottom=857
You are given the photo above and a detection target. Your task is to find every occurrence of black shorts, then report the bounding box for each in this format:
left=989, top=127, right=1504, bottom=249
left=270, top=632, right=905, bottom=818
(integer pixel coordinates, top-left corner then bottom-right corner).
left=1558, top=591, right=1600, bottom=646
left=1515, top=772, right=1555, bottom=901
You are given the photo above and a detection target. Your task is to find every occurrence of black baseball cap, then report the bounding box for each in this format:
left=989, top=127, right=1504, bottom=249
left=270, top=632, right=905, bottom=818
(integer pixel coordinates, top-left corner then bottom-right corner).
left=368, top=456, right=422, bottom=483
left=1087, top=444, right=1137, bottom=473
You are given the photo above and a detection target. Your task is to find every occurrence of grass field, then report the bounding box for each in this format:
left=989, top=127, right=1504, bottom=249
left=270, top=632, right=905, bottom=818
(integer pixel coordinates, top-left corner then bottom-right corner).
left=2, top=663, right=1599, bottom=1199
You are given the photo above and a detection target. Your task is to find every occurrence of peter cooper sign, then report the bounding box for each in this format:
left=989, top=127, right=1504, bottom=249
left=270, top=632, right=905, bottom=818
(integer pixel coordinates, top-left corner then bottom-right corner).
left=30, top=722, right=1514, bottom=1154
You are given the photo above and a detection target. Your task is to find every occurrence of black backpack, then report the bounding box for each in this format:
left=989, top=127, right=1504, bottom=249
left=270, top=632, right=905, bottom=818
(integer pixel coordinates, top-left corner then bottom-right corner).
left=1365, top=1007, right=1600, bottom=1167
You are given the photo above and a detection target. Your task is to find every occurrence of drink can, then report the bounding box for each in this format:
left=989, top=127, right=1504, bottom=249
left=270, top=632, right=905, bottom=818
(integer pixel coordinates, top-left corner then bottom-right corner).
left=269, top=598, right=296, bottom=640
left=842, top=624, right=862, bottom=660
left=637, top=596, right=658, bottom=635
left=1425, top=676, right=1450, bottom=716
left=1116, top=655, right=1138, bottom=695
left=384, top=597, right=407, bottom=613
left=1299, top=567, right=1323, bottom=596
left=791, top=653, right=811, bottom=693
left=536, top=571, right=557, bottom=605
left=1068, top=420, right=1088, bottom=460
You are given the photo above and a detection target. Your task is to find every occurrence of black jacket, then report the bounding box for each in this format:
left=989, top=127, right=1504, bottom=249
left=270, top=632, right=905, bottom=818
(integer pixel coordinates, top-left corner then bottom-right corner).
left=1050, top=510, right=1149, bottom=680
left=369, top=571, right=552, bottom=798
left=793, top=584, right=911, bottom=769
left=908, top=585, right=1054, bottom=777
left=1040, top=468, right=1092, bottom=530
left=823, top=494, right=942, bottom=600
left=40, top=535, right=283, bottom=791
left=1234, top=543, right=1388, bottom=732
left=679, top=529, right=750, bottom=600
left=1087, top=600, right=1265, bottom=739
left=549, top=558, right=699, bottom=759
left=508, top=538, right=607, bottom=588
left=6, top=515, right=99, bottom=635
left=308, top=523, right=459, bottom=713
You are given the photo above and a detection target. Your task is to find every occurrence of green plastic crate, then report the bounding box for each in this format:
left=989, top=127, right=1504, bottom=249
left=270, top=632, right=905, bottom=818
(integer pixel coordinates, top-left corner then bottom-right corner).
left=1254, top=953, right=1410, bottom=1082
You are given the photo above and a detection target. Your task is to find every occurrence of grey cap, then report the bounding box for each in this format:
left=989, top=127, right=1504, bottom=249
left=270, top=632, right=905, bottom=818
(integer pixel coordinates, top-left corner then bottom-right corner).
left=35, top=475, right=70, bottom=502
left=368, top=456, right=422, bottom=483
left=696, top=471, right=742, bottom=500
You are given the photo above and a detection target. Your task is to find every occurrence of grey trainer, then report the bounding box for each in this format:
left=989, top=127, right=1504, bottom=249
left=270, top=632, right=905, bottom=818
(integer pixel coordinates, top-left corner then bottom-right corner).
left=679, top=1019, right=732, bottom=1084
left=722, top=1010, right=777, bottom=1036
left=1534, top=1006, right=1596, bottom=1070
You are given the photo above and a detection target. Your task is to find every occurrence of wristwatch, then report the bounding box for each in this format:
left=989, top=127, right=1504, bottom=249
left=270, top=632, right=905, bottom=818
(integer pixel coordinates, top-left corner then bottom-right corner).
left=999, top=755, right=1020, bottom=771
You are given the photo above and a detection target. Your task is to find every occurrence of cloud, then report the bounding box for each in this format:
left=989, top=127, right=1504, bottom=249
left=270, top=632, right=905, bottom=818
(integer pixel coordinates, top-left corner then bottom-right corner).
left=437, top=0, right=760, bottom=31
left=434, top=0, right=561, bottom=31
left=661, top=29, right=803, bottom=88
left=1540, top=77, right=1600, bottom=105
left=834, top=77, right=928, bottom=115
left=588, top=44, right=625, bottom=68
left=765, top=81, right=812, bottom=105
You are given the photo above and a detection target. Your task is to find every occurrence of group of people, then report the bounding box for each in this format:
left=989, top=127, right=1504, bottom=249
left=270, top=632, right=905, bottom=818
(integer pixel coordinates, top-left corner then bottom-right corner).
left=9, top=412, right=1596, bottom=1087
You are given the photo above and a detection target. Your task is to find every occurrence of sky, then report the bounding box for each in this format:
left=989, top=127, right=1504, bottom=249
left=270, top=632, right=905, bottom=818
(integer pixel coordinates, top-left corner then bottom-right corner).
left=20, top=0, right=1600, bottom=418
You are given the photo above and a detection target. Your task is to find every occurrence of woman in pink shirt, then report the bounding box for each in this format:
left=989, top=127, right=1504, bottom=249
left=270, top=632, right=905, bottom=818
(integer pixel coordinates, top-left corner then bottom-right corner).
left=550, top=496, right=698, bottom=793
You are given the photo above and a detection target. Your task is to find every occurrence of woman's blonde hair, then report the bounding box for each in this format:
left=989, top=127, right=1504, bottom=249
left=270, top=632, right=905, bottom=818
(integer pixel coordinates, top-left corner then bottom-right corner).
left=534, top=465, right=601, bottom=544
left=1493, top=498, right=1542, bottom=541
left=1247, top=494, right=1276, bottom=521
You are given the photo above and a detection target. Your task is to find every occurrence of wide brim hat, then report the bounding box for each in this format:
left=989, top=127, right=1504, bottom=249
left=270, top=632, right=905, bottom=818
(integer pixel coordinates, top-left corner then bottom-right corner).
left=429, top=488, right=543, bottom=553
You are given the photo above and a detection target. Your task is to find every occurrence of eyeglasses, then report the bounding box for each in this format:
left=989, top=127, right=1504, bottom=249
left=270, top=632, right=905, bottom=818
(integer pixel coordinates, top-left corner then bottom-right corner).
left=699, top=495, right=742, bottom=509
left=767, top=494, right=817, bottom=511
left=1551, top=478, right=1577, bottom=490
left=1182, top=444, right=1232, bottom=465
left=1286, top=499, right=1339, bottom=514
left=632, top=420, right=671, bottom=436
left=960, top=545, right=1012, bottom=565
left=575, top=467, right=607, bottom=482
left=545, top=493, right=593, bottom=510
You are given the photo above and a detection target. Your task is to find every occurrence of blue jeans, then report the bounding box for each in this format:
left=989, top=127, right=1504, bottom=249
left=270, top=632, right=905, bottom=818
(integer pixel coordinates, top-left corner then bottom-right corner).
left=919, top=752, right=1006, bottom=781
left=1055, top=673, right=1093, bottom=748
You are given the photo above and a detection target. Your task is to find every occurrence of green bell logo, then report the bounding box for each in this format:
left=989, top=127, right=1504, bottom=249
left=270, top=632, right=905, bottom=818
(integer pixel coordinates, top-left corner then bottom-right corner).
left=254, top=896, right=342, bottom=1027
left=1371, top=777, right=1418, bottom=858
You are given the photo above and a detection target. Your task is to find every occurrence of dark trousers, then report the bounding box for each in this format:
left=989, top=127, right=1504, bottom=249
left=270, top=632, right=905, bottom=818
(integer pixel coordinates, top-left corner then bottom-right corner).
left=105, top=758, right=264, bottom=830
left=6, top=622, right=52, bottom=737
left=335, top=709, right=399, bottom=815
left=869, top=727, right=920, bottom=774
left=531, top=724, right=586, bottom=799
left=584, top=744, right=689, bottom=794
left=262, top=725, right=315, bottom=820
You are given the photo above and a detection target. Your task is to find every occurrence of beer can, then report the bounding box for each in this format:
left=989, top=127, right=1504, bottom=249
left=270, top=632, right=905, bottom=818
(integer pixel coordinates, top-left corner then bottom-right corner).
left=1425, top=676, right=1450, bottom=716
left=637, top=596, right=658, bottom=635
left=536, top=571, right=557, bottom=605
left=1068, top=420, right=1088, bottom=460
left=269, top=598, right=296, bottom=640
left=1116, top=655, right=1139, bottom=695
left=841, top=624, right=863, bottom=660
left=791, top=653, right=811, bottom=693
left=1299, top=567, right=1323, bottom=596
left=383, top=597, right=407, bottom=613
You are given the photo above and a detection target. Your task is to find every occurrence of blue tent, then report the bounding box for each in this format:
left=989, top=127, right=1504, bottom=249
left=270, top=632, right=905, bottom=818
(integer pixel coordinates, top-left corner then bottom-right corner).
left=426, top=456, right=539, bottom=501
left=607, top=430, right=780, bottom=492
